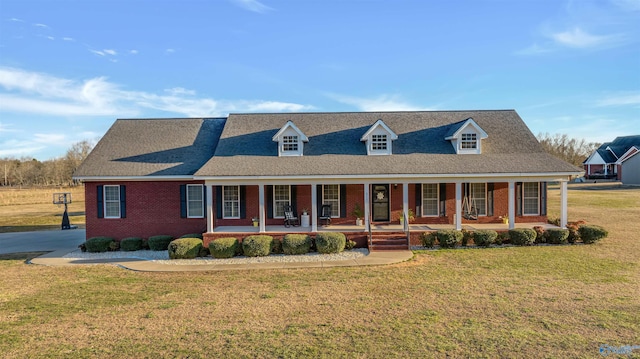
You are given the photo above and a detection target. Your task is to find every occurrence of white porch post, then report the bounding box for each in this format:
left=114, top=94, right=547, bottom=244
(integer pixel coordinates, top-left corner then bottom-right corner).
left=455, top=182, right=462, bottom=230
left=508, top=181, right=515, bottom=230
left=560, top=180, right=568, bottom=228
left=206, top=183, right=213, bottom=233
left=588, top=164, right=591, bottom=176
left=604, top=164, right=608, bottom=175
left=258, top=184, right=266, bottom=233
left=402, top=182, right=409, bottom=227
left=364, top=183, right=370, bottom=232
left=311, top=184, right=318, bottom=232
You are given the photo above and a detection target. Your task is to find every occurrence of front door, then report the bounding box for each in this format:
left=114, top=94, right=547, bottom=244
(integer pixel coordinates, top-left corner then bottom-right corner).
left=371, top=184, right=390, bottom=222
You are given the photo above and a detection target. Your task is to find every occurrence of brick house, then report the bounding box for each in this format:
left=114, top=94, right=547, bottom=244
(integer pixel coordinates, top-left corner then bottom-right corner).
left=74, top=110, right=581, bottom=248
left=583, top=135, right=640, bottom=183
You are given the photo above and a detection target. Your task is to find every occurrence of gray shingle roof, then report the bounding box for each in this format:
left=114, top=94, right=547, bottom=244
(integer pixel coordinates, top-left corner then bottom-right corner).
left=195, top=110, right=581, bottom=177
left=592, top=135, right=640, bottom=163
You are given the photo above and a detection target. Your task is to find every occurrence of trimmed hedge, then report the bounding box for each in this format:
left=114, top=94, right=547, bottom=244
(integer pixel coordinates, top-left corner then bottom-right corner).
left=168, top=237, right=203, bottom=259
left=282, top=234, right=312, bottom=255
left=148, top=235, right=174, bottom=251
left=85, top=236, right=115, bottom=253
left=579, top=225, right=608, bottom=244
left=315, top=232, right=346, bottom=254
left=120, top=237, right=143, bottom=251
left=345, top=239, right=356, bottom=250
left=420, top=232, right=436, bottom=248
left=209, top=237, right=238, bottom=258
left=179, top=233, right=203, bottom=239
left=242, top=235, right=273, bottom=257
left=545, top=228, right=570, bottom=244
left=473, top=230, right=498, bottom=247
left=509, top=228, right=537, bottom=246
left=271, top=239, right=283, bottom=254
left=436, top=230, right=462, bottom=248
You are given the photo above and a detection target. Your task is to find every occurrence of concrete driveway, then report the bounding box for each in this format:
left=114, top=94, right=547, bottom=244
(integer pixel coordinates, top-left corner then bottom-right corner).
left=0, top=229, right=85, bottom=254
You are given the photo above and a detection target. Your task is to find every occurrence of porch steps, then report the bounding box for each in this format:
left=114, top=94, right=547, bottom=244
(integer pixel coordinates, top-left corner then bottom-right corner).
left=369, top=233, right=409, bottom=251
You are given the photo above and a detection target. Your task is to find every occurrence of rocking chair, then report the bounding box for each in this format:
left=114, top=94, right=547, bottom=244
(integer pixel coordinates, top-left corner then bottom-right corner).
left=283, top=205, right=300, bottom=228
left=319, top=204, right=332, bottom=225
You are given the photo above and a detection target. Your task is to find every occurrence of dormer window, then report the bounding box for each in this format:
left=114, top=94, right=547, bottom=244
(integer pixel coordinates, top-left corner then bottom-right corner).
left=272, top=121, right=308, bottom=157
left=371, top=134, right=388, bottom=151
left=361, top=119, right=398, bottom=155
left=461, top=133, right=477, bottom=149
left=445, top=118, right=488, bottom=155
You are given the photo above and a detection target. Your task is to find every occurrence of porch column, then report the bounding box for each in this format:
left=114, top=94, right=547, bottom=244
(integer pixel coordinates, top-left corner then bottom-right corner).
left=560, top=180, right=568, bottom=228
left=258, top=184, right=266, bottom=233
left=206, top=184, right=213, bottom=233
left=588, top=164, right=591, bottom=176
left=604, top=165, right=608, bottom=175
left=364, top=183, right=370, bottom=232
left=402, top=182, right=409, bottom=228
left=311, top=184, right=318, bottom=232
left=508, top=181, right=515, bottom=230
left=455, top=182, right=462, bottom=230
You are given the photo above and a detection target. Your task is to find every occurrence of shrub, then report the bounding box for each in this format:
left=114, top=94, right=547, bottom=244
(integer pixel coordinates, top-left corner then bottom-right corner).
left=436, top=230, right=462, bottom=248
left=168, top=237, right=203, bottom=259
left=420, top=232, right=436, bottom=248
left=473, top=230, right=497, bottom=247
left=120, top=237, right=143, bottom=251
left=209, top=237, right=239, bottom=258
left=533, top=226, right=546, bottom=244
left=547, top=217, right=561, bottom=226
left=461, top=229, right=473, bottom=247
left=282, top=234, right=312, bottom=255
left=85, top=236, right=115, bottom=253
left=579, top=225, right=608, bottom=244
left=180, top=233, right=203, bottom=239
left=109, top=241, right=119, bottom=251
left=199, top=246, right=210, bottom=257
left=566, top=221, right=584, bottom=244
left=545, top=228, right=570, bottom=244
left=345, top=239, right=356, bottom=250
left=508, top=229, right=537, bottom=246
left=315, top=232, right=346, bottom=254
left=271, top=239, right=283, bottom=254
left=242, top=235, right=273, bottom=257
left=148, top=235, right=174, bottom=251
left=141, top=238, right=150, bottom=250
left=495, top=232, right=508, bottom=245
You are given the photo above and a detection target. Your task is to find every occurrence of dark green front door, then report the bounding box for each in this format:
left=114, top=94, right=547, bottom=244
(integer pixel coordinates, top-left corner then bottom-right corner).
left=372, top=184, right=390, bottom=222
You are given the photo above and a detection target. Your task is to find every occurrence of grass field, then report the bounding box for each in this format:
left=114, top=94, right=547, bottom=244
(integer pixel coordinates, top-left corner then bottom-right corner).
left=0, top=187, right=85, bottom=233
left=0, top=185, right=639, bottom=358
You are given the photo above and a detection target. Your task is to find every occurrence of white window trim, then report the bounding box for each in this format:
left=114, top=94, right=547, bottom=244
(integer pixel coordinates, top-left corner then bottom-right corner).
left=460, top=133, right=478, bottom=150
left=186, top=184, right=204, bottom=218
left=469, top=183, right=487, bottom=217
left=273, top=121, right=308, bottom=157
left=282, top=135, right=299, bottom=153
left=104, top=185, right=121, bottom=219
left=421, top=183, right=439, bottom=217
left=322, top=184, right=340, bottom=218
left=222, top=185, right=240, bottom=219
left=522, top=182, right=540, bottom=216
left=273, top=185, right=291, bottom=219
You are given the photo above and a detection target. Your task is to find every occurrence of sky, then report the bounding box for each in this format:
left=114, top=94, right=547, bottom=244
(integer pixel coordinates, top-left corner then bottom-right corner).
left=0, top=0, right=639, bottom=160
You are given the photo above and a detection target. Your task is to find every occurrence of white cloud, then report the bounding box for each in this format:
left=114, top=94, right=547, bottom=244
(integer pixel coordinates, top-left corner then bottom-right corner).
left=90, top=49, right=105, bottom=56
left=33, top=23, right=49, bottom=28
left=515, top=43, right=553, bottom=56
left=46, top=36, right=54, bottom=40
left=0, top=139, right=45, bottom=157
left=596, top=92, right=640, bottom=107
left=129, top=49, right=138, bottom=54
left=63, top=37, right=75, bottom=41
left=165, top=87, right=196, bottom=96
left=327, top=93, right=430, bottom=112
left=165, top=48, right=175, bottom=54
left=9, top=18, right=24, bottom=22
left=550, top=27, right=620, bottom=48
left=230, top=0, right=273, bottom=13
left=103, top=49, right=117, bottom=56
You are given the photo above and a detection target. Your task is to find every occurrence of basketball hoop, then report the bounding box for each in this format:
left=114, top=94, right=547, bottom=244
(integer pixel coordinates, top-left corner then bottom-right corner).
left=52, top=192, right=76, bottom=230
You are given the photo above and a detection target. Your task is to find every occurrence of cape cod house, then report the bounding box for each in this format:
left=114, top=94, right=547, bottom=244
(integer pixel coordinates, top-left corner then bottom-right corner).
left=73, top=110, right=582, bottom=248
left=583, top=135, right=640, bottom=184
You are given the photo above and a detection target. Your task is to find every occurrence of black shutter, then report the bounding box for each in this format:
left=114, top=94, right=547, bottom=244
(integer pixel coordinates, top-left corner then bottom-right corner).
left=516, top=182, right=522, bottom=216
left=202, top=185, right=207, bottom=217
left=180, top=185, right=187, bottom=218
left=291, top=185, right=297, bottom=214
left=240, top=186, right=247, bottom=219
left=540, top=182, right=547, bottom=216
left=439, top=183, right=446, bottom=216
left=215, top=186, right=222, bottom=219
left=97, top=185, right=104, bottom=218
left=316, top=185, right=323, bottom=215
left=415, top=184, right=422, bottom=217
left=266, top=185, right=273, bottom=219
left=487, top=183, right=494, bottom=217
left=120, top=185, right=126, bottom=218
left=340, top=184, right=347, bottom=218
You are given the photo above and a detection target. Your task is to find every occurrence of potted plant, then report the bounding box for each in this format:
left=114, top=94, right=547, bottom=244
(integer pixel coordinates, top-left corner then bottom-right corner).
left=252, top=217, right=259, bottom=227
left=351, top=203, right=364, bottom=226
left=500, top=214, right=509, bottom=225
left=399, top=209, right=415, bottom=226
left=300, top=208, right=310, bottom=227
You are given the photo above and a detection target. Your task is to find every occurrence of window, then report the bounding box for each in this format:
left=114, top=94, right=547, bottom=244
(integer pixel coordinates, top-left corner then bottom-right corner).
left=104, top=185, right=121, bottom=218
left=523, top=182, right=539, bottom=215
left=371, top=134, right=387, bottom=151
left=223, top=186, right=240, bottom=219
left=273, top=185, right=290, bottom=218
left=282, top=135, right=298, bottom=152
left=322, top=184, right=340, bottom=217
left=461, top=133, right=477, bottom=149
left=422, top=183, right=439, bottom=216
left=187, top=184, right=204, bottom=218
left=469, top=183, right=487, bottom=216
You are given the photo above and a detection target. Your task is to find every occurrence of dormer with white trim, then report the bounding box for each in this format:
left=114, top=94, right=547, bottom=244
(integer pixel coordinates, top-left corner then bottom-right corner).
left=272, top=121, right=309, bottom=157
left=445, top=118, right=488, bottom=154
left=360, top=119, right=398, bottom=155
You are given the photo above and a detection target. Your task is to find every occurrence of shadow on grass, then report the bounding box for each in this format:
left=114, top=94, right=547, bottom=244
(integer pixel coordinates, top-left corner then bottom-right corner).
left=0, top=251, right=49, bottom=262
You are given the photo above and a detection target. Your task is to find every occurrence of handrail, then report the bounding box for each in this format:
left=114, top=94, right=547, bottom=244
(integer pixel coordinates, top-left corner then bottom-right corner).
left=403, top=209, right=410, bottom=246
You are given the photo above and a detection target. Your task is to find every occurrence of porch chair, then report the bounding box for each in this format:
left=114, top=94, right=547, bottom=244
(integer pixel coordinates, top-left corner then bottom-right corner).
left=283, top=205, right=300, bottom=228
left=319, top=204, right=332, bottom=225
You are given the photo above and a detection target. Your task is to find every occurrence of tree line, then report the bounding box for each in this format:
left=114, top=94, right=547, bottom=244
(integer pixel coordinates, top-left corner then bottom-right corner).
left=536, top=133, right=600, bottom=168
left=1, top=140, right=93, bottom=187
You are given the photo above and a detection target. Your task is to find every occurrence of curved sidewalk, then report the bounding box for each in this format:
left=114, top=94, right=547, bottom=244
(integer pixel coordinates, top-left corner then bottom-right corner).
left=30, top=249, right=414, bottom=272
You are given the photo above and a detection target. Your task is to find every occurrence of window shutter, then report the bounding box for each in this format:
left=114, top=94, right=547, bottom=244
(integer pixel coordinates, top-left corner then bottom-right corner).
left=240, top=186, right=246, bottom=219
left=540, top=182, right=547, bottom=216
left=266, top=185, right=273, bottom=219
left=180, top=185, right=187, bottom=218
left=415, top=184, right=421, bottom=217
left=97, top=185, right=104, bottom=218
left=340, top=184, right=346, bottom=218
left=487, top=183, right=494, bottom=216
left=215, top=186, right=222, bottom=219
left=316, top=185, right=323, bottom=215
left=120, top=185, right=126, bottom=218
left=516, top=182, right=522, bottom=216
left=202, top=185, right=207, bottom=217
left=439, top=183, right=446, bottom=216
left=291, top=185, right=297, bottom=214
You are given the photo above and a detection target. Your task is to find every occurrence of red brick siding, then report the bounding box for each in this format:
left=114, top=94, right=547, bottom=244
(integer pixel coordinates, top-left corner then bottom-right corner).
left=85, top=181, right=206, bottom=240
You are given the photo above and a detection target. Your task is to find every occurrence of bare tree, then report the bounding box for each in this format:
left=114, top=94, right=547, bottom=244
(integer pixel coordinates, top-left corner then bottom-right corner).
left=537, top=133, right=600, bottom=167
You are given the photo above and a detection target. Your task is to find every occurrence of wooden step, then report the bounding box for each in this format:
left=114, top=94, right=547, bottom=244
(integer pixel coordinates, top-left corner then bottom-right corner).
left=369, top=244, right=409, bottom=251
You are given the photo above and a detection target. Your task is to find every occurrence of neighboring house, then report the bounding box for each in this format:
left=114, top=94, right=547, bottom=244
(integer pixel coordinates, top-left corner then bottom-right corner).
left=74, top=110, right=581, bottom=246
left=583, top=135, right=640, bottom=183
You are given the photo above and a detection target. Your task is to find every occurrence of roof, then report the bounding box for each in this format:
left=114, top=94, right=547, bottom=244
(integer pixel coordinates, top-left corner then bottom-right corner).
left=590, top=135, right=640, bottom=164
left=195, top=110, right=581, bottom=177
left=74, top=118, right=226, bottom=177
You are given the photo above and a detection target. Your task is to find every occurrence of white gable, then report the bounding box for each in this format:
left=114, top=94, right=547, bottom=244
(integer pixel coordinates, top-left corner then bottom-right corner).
left=360, top=119, right=398, bottom=155
left=445, top=118, right=488, bottom=154
left=272, top=121, right=308, bottom=157
left=584, top=151, right=605, bottom=165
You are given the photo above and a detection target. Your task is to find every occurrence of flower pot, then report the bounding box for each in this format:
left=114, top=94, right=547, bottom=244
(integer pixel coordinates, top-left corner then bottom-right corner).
left=301, top=214, right=310, bottom=227
left=252, top=221, right=259, bottom=227
left=356, top=218, right=363, bottom=226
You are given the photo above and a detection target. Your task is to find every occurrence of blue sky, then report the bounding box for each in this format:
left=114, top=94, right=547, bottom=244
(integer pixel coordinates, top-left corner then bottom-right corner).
left=1, top=0, right=639, bottom=160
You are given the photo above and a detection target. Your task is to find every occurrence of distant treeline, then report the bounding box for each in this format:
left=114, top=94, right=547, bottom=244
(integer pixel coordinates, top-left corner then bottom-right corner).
left=1, top=140, right=93, bottom=187
left=536, top=133, right=600, bottom=168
